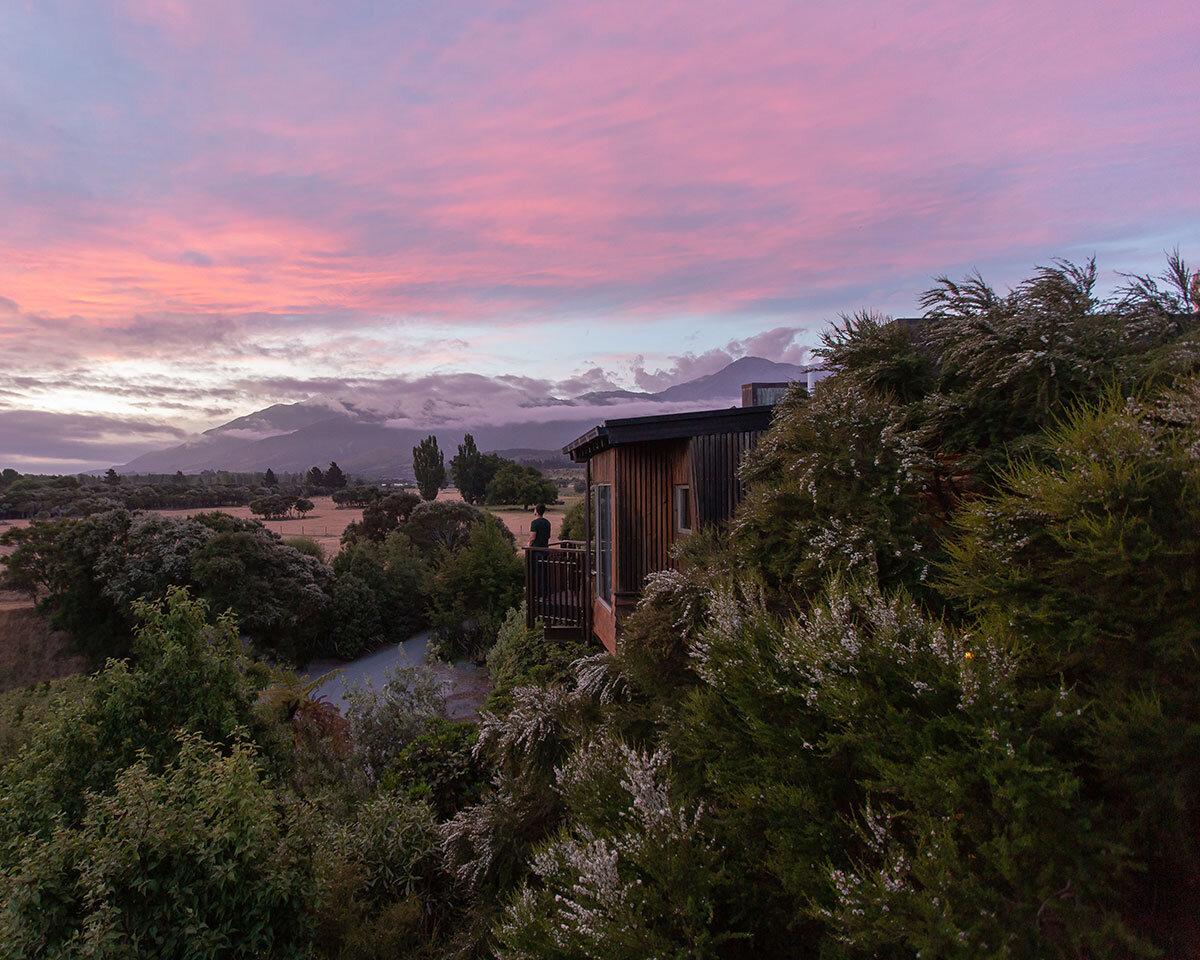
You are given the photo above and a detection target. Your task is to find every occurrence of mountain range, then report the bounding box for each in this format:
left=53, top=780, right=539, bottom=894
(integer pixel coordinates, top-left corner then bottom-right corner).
left=119, top=356, right=806, bottom=478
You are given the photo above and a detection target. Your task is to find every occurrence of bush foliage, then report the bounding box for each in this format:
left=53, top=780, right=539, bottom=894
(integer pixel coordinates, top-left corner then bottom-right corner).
left=2, top=253, right=1197, bottom=957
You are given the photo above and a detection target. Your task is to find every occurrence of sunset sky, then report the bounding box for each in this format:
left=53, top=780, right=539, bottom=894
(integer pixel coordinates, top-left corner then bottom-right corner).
left=1, top=0, right=1197, bottom=471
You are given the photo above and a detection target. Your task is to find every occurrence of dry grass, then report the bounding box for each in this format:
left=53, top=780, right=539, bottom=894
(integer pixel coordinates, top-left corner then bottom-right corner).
left=151, top=495, right=363, bottom=560
left=479, top=491, right=583, bottom=544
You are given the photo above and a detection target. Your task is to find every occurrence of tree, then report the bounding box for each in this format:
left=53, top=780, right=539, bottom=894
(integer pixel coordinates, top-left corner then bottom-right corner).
left=429, top=517, right=524, bottom=660
left=485, top=462, right=558, bottom=509
left=306, top=465, right=326, bottom=492
left=406, top=499, right=496, bottom=554
left=413, top=435, right=446, bottom=501
left=263, top=467, right=278, bottom=487
left=325, top=461, right=347, bottom=490
left=250, top=494, right=297, bottom=520
left=450, top=434, right=503, bottom=504
left=293, top=498, right=314, bottom=519
left=103, top=467, right=121, bottom=486
left=0, top=589, right=315, bottom=958
left=0, top=468, right=19, bottom=487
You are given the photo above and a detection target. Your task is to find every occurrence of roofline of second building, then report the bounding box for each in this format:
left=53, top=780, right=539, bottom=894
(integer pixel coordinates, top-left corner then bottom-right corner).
left=563, top=404, right=777, bottom=461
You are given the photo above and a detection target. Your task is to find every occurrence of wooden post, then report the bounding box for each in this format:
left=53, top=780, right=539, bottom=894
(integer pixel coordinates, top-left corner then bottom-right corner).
left=584, top=458, right=592, bottom=643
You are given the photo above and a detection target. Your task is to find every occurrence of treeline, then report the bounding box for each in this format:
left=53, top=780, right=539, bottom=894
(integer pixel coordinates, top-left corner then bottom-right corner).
left=0, top=462, right=357, bottom=520
left=448, top=435, right=558, bottom=508
left=0, top=253, right=1196, bottom=957
left=0, top=470, right=256, bottom=520
left=407, top=433, right=561, bottom=508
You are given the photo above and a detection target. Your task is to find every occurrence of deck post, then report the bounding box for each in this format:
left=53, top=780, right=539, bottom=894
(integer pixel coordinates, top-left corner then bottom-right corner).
left=584, top=458, right=592, bottom=643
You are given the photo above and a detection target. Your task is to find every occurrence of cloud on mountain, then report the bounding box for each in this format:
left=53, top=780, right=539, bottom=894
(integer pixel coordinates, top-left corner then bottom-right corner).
left=0, top=410, right=189, bottom=473
left=630, top=326, right=813, bottom=392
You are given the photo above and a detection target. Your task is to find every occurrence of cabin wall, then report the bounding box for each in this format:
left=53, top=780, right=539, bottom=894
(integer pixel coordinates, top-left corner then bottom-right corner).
left=613, top=438, right=689, bottom=596
left=585, top=430, right=760, bottom=653
left=688, top=430, right=759, bottom=529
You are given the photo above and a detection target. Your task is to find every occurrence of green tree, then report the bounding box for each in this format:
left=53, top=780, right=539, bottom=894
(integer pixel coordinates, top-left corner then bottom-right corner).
left=294, top=497, right=315, bottom=518
left=264, top=467, right=278, bottom=487
left=406, top=499, right=493, bottom=554
left=485, top=461, right=557, bottom=509
left=0, top=591, right=315, bottom=959
left=0, top=733, right=315, bottom=959
left=250, top=493, right=297, bottom=519
left=325, top=461, right=347, bottom=490
left=0, top=588, right=266, bottom=836
left=306, top=465, right=326, bottom=492
left=103, top=467, right=121, bottom=486
left=451, top=434, right=503, bottom=504
left=351, top=490, right=422, bottom=542
left=412, top=435, right=446, bottom=501
left=429, top=516, right=523, bottom=660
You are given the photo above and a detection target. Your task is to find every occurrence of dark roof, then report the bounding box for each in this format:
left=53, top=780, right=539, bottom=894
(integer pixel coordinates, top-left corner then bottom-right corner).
left=563, top=405, right=776, bottom=462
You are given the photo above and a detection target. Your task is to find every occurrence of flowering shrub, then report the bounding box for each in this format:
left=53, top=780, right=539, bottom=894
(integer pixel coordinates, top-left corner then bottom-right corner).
left=495, top=743, right=729, bottom=960
left=342, top=660, right=446, bottom=784
left=673, top=576, right=1134, bottom=956
left=734, top=379, right=938, bottom=603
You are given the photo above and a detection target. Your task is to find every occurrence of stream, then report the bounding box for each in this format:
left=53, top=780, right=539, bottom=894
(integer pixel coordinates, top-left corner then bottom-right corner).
left=308, top=630, right=493, bottom=721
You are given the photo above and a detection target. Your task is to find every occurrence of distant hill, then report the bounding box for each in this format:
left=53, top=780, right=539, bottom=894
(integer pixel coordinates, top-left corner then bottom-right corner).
left=119, top=357, right=808, bottom=478
left=655, top=356, right=803, bottom=401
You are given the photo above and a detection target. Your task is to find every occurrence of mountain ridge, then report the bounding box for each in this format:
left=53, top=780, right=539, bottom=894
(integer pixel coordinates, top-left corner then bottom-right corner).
left=119, top=357, right=808, bottom=477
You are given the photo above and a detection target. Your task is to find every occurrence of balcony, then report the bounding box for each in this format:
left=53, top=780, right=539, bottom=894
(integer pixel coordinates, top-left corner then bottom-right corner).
left=524, top=542, right=588, bottom=640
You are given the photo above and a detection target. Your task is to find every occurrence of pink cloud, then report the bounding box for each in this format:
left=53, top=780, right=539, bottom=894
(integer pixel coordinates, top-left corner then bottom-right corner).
left=0, top=0, right=1194, bottom=325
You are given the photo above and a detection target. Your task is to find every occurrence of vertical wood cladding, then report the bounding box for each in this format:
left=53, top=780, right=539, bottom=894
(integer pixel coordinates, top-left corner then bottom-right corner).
left=689, top=430, right=757, bottom=529
left=581, top=430, right=761, bottom=650
left=613, top=439, right=687, bottom=594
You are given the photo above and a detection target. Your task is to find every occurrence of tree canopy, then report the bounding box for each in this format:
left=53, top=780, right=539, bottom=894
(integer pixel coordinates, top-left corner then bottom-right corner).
left=412, top=434, right=447, bottom=501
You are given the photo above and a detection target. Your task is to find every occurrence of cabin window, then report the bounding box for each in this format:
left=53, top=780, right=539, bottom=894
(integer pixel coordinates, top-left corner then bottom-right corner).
left=594, top=483, right=612, bottom=603
left=674, top=484, right=692, bottom=534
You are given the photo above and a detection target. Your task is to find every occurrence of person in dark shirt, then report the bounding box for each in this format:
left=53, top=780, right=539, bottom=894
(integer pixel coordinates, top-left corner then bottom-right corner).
left=528, top=503, right=552, bottom=599
left=528, top=503, right=551, bottom=549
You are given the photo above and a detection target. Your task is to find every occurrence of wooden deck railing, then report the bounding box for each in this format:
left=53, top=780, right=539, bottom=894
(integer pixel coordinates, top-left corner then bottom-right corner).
left=525, top=544, right=588, bottom=639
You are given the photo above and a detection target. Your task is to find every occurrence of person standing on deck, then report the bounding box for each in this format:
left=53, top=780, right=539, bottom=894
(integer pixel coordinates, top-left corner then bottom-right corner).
left=528, top=503, right=552, bottom=549
left=528, top=503, right=552, bottom=599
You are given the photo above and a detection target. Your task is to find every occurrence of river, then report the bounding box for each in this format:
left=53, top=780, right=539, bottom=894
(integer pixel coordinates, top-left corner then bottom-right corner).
left=308, top=630, right=493, bottom=721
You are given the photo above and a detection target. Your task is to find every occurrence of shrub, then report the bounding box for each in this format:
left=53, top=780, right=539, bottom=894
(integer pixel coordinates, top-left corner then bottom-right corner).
left=668, top=577, right=1132, bottom=957
left=285, top=534, right=326, bottom=559
left=733, top=378, right=939, bottom=605
left=0, top=734, right=315, bottom=959
left=557, top=497, right=589, bottom=541
left=312, top=794, right=442, bottom=958
left=0, top=588, right=268, bottom=840
left=495, top=742, right=729, bottom=960
left=940, top=384, right=1200, bottom=946
left=0, top=675, right=89, bottom=764
left=343, top=661, right=446, bottom=784
left=327, top=571, right=386, bottom=660
left=381, top=717, right=487, bottom=819
left=429, top=517, right=523, bottom=661
left=486, top=604, right=589, bottom=709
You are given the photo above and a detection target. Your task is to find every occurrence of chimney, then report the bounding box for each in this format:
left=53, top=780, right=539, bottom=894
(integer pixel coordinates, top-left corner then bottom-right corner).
left=741, top=382, right=789, bottom=407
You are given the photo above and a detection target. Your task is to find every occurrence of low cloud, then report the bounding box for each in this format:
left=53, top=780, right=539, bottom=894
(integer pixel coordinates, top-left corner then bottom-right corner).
left=630, top=326, right=812, bottom=392
left=0, top=410, right=189, bottom=472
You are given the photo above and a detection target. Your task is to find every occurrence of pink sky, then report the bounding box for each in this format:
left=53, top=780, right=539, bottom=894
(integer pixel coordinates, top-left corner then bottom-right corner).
left=0, top=0, right=1196, bottom=470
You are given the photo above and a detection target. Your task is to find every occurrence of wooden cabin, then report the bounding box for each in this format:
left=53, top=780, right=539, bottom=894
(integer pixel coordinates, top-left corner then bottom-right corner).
left=525, top=389, right=781, bottom=652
